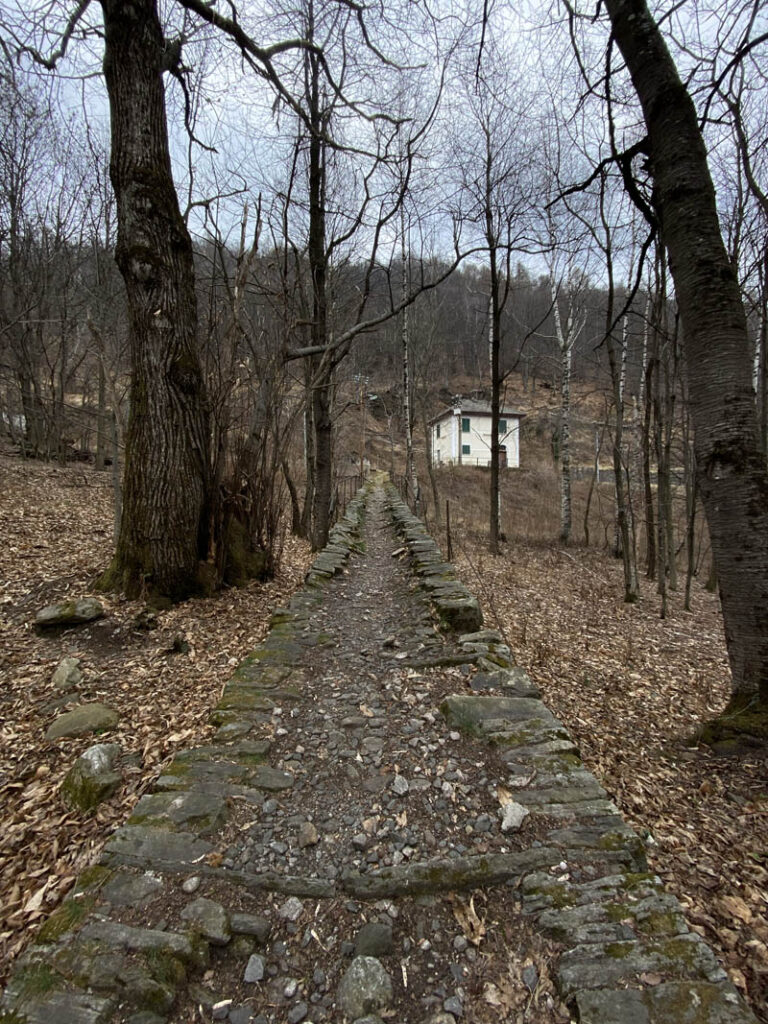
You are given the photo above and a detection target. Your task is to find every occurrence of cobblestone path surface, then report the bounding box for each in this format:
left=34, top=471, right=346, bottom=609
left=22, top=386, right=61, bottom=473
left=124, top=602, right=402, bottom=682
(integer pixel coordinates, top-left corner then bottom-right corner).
left=1, top=483, right=758, bottom=1024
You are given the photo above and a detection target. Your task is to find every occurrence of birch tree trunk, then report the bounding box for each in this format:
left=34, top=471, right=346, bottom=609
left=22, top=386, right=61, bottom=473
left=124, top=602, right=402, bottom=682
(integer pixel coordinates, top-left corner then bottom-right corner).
left=552, top=281, right=581, bottom=544
left=605, top=0, right=768, bottom=708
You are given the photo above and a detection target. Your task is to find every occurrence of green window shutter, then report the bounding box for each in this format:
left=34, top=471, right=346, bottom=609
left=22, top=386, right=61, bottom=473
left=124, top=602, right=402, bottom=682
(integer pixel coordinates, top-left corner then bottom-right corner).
left=462, top=417, right=470, bottom=433
left=462, top=444, right=471, bottom=455
left=498, top=419, right=507, bottom=434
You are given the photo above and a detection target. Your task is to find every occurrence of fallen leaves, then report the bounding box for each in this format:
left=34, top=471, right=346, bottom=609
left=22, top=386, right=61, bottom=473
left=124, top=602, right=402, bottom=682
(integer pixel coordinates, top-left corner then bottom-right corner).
left=0, top=455, right=312, bottom=983
left=714, top=895, right=754, bottom=926
left=451, top=894, right=486, bottom=946
left=453, top=531, right=768, bottom=1022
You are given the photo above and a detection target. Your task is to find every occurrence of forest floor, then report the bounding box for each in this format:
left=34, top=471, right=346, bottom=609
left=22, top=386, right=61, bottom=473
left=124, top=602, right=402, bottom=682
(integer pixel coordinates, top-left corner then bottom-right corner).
left=0, top=455, right=766, bottom=1021
left=451, top=529, right=768, bottom=1020
left=0, top=455, right=313, bottom=982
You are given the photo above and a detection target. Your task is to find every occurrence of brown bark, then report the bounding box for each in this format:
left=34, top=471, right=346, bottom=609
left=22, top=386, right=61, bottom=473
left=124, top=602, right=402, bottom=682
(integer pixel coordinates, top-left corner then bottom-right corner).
left=642, top=311, right=657, bottom=579
left=605, top=0, right=768, bottom=704
left=305, top=14, right=333, bottom=551
left=100, top=0, right=211, bottom=601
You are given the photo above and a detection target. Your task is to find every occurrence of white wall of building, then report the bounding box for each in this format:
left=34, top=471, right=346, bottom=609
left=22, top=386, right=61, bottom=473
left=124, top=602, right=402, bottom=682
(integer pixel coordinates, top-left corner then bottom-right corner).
left=431, top=412, right=521, bottom=468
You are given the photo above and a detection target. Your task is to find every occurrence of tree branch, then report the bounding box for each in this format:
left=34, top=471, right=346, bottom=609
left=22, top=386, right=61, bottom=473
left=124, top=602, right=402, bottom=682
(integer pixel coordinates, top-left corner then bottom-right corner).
left=13, top=0, right=91, bottom=69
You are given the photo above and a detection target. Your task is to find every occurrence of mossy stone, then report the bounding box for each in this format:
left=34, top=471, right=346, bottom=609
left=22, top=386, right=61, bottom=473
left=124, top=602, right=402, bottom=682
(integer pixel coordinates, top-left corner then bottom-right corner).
left=35, top=895, right=96, bottom=944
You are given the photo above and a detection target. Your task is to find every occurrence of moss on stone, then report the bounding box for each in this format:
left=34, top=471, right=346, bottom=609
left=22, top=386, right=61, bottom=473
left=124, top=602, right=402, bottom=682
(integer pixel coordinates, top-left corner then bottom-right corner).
left=143, top=948, right=187, bottom=987
left=269, top=611, right=294, bottom=626
left=650, top=937, right=701, bottom=968
left=125, top=814, right=176, bottom=831
left=642, top=910, right=682, bottom=936
left=487, top=726, right=538, bottom=747
left=696, top=695, right=768, bottom=749
left=527, top=882, right=572, bottom=909
left=35, top=895, right=96, bottom=944
left=605, top=941, right=633, bottom=959
left=10, top=963, right=61, bottom=1002
left=598, top=832, right=628, bottom=852
left=73, top=865, right=113, bottom=896
left=605, top=902, right=631, bottom=922
left=209, top=710, right=239, bottom=727
left=233, top=751, right=269, bottom=766
left=222, top=517, right=269, bottom=588
left=438, top=699, right=481, bottom=737
left=483, top=652, right=512, bottom=668
left=620, top=872, right=656, bottom=892
left=215, top=685, right=275, bottom=712
left=60, top=765, right=121, bottom=814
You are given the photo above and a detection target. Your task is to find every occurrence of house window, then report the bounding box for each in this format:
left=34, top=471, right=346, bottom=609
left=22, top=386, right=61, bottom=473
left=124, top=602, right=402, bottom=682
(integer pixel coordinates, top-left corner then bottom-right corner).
left=436, top=423, right=441, bottom=438
left=462, top=444, right=471, bottom=455
left=498, top=419, right=507, bottom=434
left=462, top=417, right=470, bottom=433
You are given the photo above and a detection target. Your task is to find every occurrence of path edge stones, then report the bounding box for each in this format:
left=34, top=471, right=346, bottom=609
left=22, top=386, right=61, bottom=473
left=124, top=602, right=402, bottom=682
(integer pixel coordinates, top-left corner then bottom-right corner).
left=385, top=486, right=483, bottom=635
left=0, top=492, right=370, bottom=1024
left=1, top=484, right=758, bottom=1024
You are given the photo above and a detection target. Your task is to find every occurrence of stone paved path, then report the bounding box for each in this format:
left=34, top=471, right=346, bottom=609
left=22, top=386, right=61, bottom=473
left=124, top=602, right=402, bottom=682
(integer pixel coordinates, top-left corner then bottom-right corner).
left=1, top=482, right=758, bottom=1024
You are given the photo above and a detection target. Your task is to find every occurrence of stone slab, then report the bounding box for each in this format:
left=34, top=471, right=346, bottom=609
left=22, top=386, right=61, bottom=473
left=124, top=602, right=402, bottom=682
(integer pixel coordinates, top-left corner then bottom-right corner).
left=102, top=825, right=213, bottom=869
left=3, top=990, right=115, bottom=1024
left=79, top=919, right=202, bottom=964
left=557, top=933, right=728, bottom=997
left=575, top=982, right=757, bottom=1023
left=45, top=703, right=119, bottom=741
left=36, top=598, right=105, bottom=628
left=341, top=847, right=561, bottom=898
left=101, top=870, right=165, bottom=908
left=129, top=790, right=226, bottom=834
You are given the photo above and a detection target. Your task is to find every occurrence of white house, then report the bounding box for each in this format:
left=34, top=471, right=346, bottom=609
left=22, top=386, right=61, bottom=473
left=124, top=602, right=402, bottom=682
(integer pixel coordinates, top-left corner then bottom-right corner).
left=429, top=399, right=524, bottom=469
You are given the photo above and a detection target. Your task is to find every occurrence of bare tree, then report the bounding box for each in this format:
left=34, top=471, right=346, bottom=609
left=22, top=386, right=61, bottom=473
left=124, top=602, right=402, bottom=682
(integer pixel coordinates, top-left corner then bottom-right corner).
left=451, top=31, right=535, bottom=553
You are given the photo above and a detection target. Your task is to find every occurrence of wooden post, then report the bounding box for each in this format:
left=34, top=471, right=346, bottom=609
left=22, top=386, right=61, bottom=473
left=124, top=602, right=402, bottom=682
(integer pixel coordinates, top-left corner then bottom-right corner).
left=446, top=499, right=452, bottom=562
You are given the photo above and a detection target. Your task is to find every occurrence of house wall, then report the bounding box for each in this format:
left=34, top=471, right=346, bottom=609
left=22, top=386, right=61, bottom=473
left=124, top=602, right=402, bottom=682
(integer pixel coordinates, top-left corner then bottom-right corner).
left=431, top=412, right=460, bottom=464
left=431, top=413, right=521, bottom=468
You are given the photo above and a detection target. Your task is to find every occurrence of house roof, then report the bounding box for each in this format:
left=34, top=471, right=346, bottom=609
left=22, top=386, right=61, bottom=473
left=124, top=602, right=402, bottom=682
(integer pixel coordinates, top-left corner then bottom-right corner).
left=429, top=399, right=526, bottom=425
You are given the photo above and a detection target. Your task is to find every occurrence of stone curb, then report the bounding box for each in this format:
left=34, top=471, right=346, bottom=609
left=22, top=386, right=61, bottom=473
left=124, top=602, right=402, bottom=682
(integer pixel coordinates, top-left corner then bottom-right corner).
left=1, top=493, right=370, bottom=1024
left=384, top=486, right=483, bottom=634
left=381, top=488, right=757, bottom=1024
left=1, top=484, right=758, bottom=1024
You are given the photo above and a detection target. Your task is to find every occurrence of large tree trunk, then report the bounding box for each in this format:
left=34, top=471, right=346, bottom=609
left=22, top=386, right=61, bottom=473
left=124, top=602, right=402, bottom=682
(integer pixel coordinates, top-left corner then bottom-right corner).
left=100, top=0, right=211, bottom=601
left=605, top=0, right=768, bottom=707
